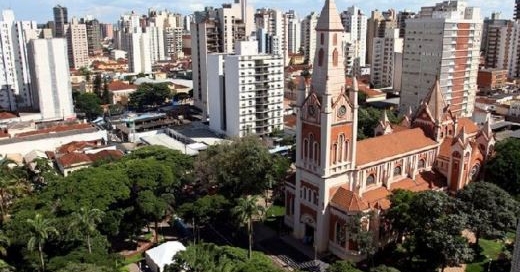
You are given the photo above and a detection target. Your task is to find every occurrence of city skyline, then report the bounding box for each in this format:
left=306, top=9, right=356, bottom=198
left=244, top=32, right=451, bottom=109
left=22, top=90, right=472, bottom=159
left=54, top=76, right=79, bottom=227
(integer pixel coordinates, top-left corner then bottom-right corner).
left=2, top=0, right=515, bottom=23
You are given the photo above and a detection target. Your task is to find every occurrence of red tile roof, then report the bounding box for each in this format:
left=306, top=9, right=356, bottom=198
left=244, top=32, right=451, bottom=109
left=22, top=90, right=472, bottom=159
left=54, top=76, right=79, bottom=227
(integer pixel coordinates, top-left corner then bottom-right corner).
left=284, top=114, right=297, bottom=129
left=330, top=186, right=369, bottom=212
left=457, top=117, right=479, bottom=134
left=356, top=128, right=438, bottom=166
left=87, top=150, right=124, bottom=162
left=0, top=112, right=17, bottom=120
left=108, top=81, right=137, bottom=91
left=0, top=128, right=9, bottom=139
left=15, top=123, right=93, bottom=138
left=362, top=187, right=391, bottom=210
left=56, top=153, right=92, bottom=168
left=57, top=140, right=100, bottom=154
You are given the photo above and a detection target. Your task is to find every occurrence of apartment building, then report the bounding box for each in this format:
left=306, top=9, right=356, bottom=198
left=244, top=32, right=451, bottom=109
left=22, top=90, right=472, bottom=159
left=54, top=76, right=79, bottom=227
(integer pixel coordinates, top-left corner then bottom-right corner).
left=340, top=6, right=367, bottom=70
left=65, top=17, right=89, bottom=69
left=370, top=28, right=403, bottom=90
left=366, top=9, right=397, bottom=64
left=208, top=41, right=284, bottom=138
left=400, top=0, right=482, bottom=117
left=301, top=12, right=319, bottom=63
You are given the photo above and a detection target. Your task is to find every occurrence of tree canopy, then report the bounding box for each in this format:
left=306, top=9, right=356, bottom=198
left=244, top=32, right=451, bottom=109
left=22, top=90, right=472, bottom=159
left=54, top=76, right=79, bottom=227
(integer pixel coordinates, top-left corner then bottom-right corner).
left=326, top=260, right=362, bottom=272
left=129, top=83, right=172, bottom=110
left=485, top=138, right=520, bottom=197
left=74, top=92, right=103, bottom=120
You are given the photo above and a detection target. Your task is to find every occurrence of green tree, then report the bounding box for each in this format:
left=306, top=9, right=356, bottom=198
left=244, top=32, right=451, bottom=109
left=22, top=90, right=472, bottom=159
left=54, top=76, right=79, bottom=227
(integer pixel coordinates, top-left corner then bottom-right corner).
left=129, top=83, right=171, bottom=110
left=56, top=262, right=114, bottom=272
left=26, top=213, right=59, bottom=271
left=386, top=189, right=416, bottom=242
left=0, top=231, right=9, bottom=257
left=232, top=195, right=265, bottom=259
left=102, top=77, right=110, bottom=104
left=78, top=67, right=91, bottom=81
left=75, top=92, right=103, bottom=120
left=69, top=207, right=105, bottom=254
left=0, top=161, right=30, bottom=222
left=177, top=194, right=229, bottom=242
left=456, top=182, right=519, bottom=246
left=485, top=138, right=520, bottom=197
left=370, top=265, right=400, bottom=272
left=136, top=190, right=167, bottom=243
left=326, top=260, right=362, bottom=272
left=93, top=74, right=102, bottom=98
left=194, top=136, right=289, bottom=199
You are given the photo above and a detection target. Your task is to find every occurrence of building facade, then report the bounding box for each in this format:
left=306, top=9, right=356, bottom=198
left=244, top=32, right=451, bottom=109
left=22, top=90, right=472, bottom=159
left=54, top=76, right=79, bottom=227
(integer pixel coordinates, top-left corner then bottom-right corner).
left=27, top=38, right=75, bottom=121
left=284, top=0, right=493, bottom=262
left=340, top=6, right=367, bottom=70
left=286, top=10, right=301, bottom=55
left=370, top=28, right=403, bottom=90
left=301, top=12, right=319, bottom=64
left=400, top=0, right=482, bottom=117
left=125, top=32, right=152, bottom=74
left=65, top=17, right=89, bottom=69
left=191, top=1, right=251, bottom=120
left=53, top=5, right=68, bottom=38
left=0, top=10, right=37, bottom=111
left=366, top=9, right=397, bottom=65
left=208, top=41, right=284, bottom=137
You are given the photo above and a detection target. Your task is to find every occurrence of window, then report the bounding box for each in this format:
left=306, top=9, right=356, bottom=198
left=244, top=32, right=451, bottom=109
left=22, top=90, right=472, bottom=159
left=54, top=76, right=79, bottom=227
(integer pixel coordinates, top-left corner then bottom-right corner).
left=393, top=166, right=402, bottom=176
left=418, top=159, right=425, bottom=168
left=332, top=48, right=339, bottom=67
left=366, top=174, right=375, bottom=185
left=309, top=134, right=314, bottom=160
left=335, top=222, right=346, bottom=247
left=318, top=48, right=324, bottom=66
left=320, top=33, right=324, bottom=45
left=333, top=34, right=338, bottom=46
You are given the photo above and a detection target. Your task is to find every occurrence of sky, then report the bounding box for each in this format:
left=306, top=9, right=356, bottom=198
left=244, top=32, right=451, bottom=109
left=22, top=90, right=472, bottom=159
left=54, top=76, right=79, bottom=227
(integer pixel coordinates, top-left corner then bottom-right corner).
left=2, top=0, right=515, bottom=24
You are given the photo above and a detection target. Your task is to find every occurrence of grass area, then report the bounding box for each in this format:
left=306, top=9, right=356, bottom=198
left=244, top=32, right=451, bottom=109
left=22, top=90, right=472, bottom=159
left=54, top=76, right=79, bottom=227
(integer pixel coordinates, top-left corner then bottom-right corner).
left=465, top=238, right=505, bottom=272
left=266, top=205, right=285, bottom=218
left=122, top=253, right=144, bottom=266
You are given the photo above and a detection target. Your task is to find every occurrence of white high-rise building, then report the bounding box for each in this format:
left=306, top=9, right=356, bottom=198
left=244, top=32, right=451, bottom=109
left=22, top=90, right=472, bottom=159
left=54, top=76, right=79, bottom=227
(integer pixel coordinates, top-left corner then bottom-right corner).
left=65, top=17, right=89, bottom=69
left=0, top=10, right=37, bottom=111
left=146, top=25, right=166, bottom=63
left=27, top=39, right=74, bottom=121
left=255, top=8, right=287, bottom=63
left=341, top=6, right=367, bottom=71
left=192, top=0, right=252, bottom=120
left=126, top=32, right=152, bottom=74
left=370, top=28, right=403, bottom=90
left=286, top=10, right=301, bottom=55
left=301, top=12, right=319, bottom=63
left=400, top=0, right=482, bottom=117
left=208, top=41, right=284, bottom=138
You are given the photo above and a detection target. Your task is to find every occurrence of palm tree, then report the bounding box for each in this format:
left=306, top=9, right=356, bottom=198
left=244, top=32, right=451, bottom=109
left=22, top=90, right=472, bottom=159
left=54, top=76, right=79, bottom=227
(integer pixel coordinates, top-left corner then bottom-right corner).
left=69, top=207, right=104, bottom=254
left=232, top=195, right=265, bottom=259
left=26, top=213, right=59, bottom=272
left=0, top=231, right=9, bottom=257
left=0, top=160, right=30, bottom=222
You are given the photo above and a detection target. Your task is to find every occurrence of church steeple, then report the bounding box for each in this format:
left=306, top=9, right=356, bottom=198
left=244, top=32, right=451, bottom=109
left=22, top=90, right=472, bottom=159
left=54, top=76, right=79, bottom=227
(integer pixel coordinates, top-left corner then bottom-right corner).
left=311, top=0, right=345, bottom=98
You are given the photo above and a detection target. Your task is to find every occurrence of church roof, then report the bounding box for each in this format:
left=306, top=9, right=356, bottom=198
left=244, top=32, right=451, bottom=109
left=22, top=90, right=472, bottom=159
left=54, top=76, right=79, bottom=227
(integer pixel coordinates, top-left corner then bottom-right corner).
left=315, top=0, right=344, bottom=31
left=356, top=128, right=438, bottom=166
left=426, top=79, right=446, bottom=122
left=457, top=117, right=479, bottom=135
left=330, top=186, right=369, bottom=212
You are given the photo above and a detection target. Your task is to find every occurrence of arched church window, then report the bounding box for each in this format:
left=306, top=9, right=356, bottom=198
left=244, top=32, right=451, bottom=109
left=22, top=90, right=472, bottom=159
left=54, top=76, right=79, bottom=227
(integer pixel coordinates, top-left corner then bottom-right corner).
left=335, top=222, right=346, bottom=247
left=309, top=134, right=314, bottom=160
left=320, top=33, right=324, bottom=45
left=338, top=134, right=345, bottom=162
left=345, top=140, right=349, bottom=161
left=314, top=142, right=320, bottom=164
left=318, top=48, right=324, bottom=66
left=303, top=139, right=309, bottom=158
left=418, top=159, right=425, bottom=168
left=332, top=48, right=339, bottom=67
left=393, top=166, right=402, bottom=176
left=332, top=144, right=337, bottom=164
left=366, top=174, right=375, bottom=186
left=470, top=164, right=480, bottom=181
left=333, top=33, right=338, bottom=46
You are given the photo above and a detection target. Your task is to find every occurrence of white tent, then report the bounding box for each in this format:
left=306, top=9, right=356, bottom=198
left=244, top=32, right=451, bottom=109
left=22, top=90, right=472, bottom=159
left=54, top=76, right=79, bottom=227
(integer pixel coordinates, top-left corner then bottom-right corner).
left=144, top=241, right=186, bottom=272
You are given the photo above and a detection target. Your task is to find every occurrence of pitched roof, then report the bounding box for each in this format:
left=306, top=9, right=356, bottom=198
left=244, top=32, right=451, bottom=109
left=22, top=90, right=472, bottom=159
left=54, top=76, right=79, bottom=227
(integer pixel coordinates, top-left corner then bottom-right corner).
left=356, top=128, right=438, bottom=166
left=457, top=117, right=479, bottom=134
left=108, top=81, right=137, bottom=91
left=56, top=153, right=92, bottom=168
left=0, top=112, right=17, bottom=120
left=57, top=140, right=100, bottom=154
left=87, top=150, right=124, bottom=162
left=15, top=123, right=93, bottom=138
left=330, top=186, right=369, bottom=212
left=315, top=0, right=344, bottom=31
left=362, top=187, right=391, bottom=210
left=426, top=79, right=446, bottom=122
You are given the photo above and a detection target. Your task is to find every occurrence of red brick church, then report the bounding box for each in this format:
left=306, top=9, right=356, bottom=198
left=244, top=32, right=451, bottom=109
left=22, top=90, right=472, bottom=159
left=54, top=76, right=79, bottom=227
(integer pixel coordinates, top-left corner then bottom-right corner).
left=283, top=0, right=495, bottom=261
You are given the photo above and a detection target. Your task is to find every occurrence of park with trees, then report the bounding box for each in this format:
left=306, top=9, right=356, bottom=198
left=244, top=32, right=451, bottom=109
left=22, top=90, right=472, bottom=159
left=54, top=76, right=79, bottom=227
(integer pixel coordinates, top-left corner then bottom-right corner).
left=0, top=132, right=518, bottom=271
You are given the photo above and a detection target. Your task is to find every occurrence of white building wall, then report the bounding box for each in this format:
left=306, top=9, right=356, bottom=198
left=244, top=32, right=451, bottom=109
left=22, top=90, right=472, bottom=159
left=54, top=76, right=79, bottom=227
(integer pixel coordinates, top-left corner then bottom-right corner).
left=0, top=10, right=36, bottom=111
left=302, top=13, right=318, bottom=63
left=0, top=129, right=107, bottom=157
left=370, top=28, right=403, bottom=89
left=341, top=6, right=367, bottom=68
left=400, top=3, right=482, bottom=116
left=28, top=39, right=75, bottom=121
left=66, top=17, right=89, bottom=69
left=207, top=54, right=226, bottom=135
